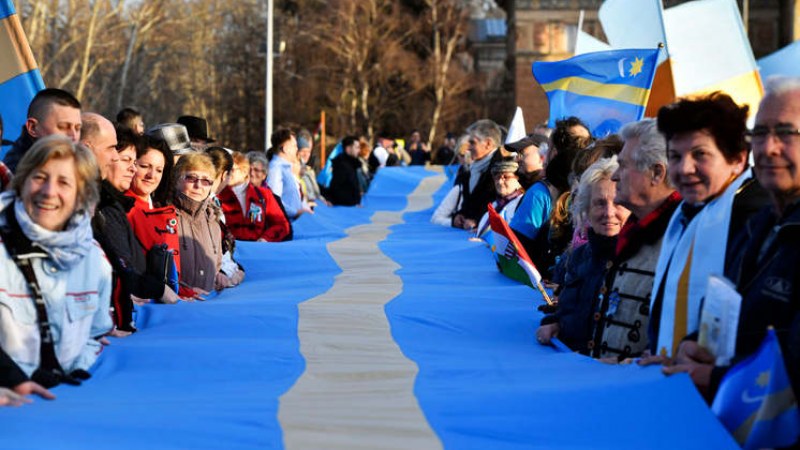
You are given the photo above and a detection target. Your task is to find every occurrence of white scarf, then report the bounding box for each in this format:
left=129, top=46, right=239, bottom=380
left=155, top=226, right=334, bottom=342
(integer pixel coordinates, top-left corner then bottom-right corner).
left=650, top=168, right=753, bottom=357
left=0, top=192, right=95, bottom=270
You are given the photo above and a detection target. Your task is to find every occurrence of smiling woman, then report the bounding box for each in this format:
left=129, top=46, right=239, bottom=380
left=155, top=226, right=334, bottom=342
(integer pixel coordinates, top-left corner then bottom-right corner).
left=0, top=135, right=112, bottom=390
left=647, top=92, right=771, bottom=360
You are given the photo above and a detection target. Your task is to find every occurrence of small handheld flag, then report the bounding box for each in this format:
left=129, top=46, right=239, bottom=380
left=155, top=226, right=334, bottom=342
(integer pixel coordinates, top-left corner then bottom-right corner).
left=712, top=328, right=800, bottom=449
left=532, top=48, right=659, bottom=136
left=487, top=204, right=553, bottom=305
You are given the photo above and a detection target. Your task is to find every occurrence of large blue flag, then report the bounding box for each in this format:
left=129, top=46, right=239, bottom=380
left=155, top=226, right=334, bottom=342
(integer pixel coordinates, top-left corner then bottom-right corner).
left=532, top=48, right=659, bottom=136
left=0, top=0, right=45, bottom=152
left=759, top=40, right=800, bottom=79
left=712, top=328, right=800, bottom=449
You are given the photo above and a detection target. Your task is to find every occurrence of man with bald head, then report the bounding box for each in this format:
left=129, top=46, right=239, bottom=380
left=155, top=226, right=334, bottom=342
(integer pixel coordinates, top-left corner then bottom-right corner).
left=3, top=88, right=82, bottom=171
left=81, top=113, right=118, bottom=179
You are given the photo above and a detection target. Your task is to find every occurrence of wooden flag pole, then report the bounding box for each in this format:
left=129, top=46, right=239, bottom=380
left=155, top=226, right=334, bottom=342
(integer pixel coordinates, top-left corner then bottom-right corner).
left=320, top=110, right=326, bottom=169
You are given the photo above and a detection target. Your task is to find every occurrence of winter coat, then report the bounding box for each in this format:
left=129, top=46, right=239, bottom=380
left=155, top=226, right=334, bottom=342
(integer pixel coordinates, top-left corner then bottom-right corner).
left=217, top=183, right=291, bottom=242
left=589, top=192, right=681, bottom=360
left=453, top=150, right=503, bottom=224
left=2, top=127, right=34, bottom=172
left=93, top=181, right=165, bottom=331
left=173, top=193, right=222, bottom=293
left=712, top=200, right=800, bottom=397
left=328, top=153, right=362, bottom=206
left=541, top=230, right=617, bottom=355
left=0, top=194, right=112, bottom=376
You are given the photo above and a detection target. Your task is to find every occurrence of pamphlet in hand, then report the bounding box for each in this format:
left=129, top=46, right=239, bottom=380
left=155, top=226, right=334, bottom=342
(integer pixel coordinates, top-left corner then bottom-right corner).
left=698, top=275, right=742, bottom=366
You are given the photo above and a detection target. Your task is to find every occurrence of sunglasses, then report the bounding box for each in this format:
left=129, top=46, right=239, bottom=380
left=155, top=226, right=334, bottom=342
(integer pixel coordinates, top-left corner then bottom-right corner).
left=183, top=173, right=214, bottom=187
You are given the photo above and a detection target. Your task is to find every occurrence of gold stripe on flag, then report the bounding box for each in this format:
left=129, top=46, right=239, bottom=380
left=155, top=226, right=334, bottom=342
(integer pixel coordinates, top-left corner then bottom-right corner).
left=0, top=13, right=38, bottom=84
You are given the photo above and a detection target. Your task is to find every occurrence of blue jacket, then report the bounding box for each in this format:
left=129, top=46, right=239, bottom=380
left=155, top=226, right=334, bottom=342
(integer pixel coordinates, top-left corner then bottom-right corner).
left=542, top=230, right=616, bottom=355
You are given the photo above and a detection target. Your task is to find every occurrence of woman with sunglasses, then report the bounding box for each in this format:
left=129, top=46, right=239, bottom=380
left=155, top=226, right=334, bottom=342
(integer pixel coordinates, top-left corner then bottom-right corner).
left=172, top=153, right=222, bottom=294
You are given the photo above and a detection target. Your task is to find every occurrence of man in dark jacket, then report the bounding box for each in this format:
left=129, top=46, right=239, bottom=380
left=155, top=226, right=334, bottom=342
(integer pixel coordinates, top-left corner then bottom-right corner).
left=3, top=88, right=82, bottom=172
left=666, top=78, right=800, bottom=405
left=328, top=136, right=363, bottom=206
left=452, top=119, right=504, bottom=230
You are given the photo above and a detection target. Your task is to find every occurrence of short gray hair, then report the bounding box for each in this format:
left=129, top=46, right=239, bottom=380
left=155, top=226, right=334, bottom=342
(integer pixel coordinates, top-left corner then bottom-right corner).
left=763, top=76, right=800, bottom=100
left=247, top=151, right=268, bottom=170
left=572, top=156, right=619, bottom=229
left=465, top=119, right=502, bottom=149
left=619, top=118, right=667, bottom=172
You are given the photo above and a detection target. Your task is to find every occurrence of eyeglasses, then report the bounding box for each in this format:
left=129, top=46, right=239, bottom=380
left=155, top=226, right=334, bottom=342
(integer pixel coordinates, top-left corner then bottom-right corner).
left=748, top=125, right=800, bottom=144
left=183, top=174, right=214, bottom=187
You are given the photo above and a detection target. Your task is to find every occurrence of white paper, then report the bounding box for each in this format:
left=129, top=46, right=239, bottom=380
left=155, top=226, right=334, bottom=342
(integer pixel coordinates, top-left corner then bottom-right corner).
left=698, top=275, right=742, bottom=366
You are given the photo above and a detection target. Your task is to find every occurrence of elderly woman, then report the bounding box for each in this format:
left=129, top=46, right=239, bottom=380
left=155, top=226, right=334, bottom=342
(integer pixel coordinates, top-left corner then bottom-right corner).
left=474, top=158, right=525, bottom=238
left=172, top=153, right=223, bottom=293
left=218, top=151, right=291, bottom=242
left=646, top=92, right=769, bottom=360
left=0, top=135, right=112, bottom=388
left=536, top=157, right=630, bottom=354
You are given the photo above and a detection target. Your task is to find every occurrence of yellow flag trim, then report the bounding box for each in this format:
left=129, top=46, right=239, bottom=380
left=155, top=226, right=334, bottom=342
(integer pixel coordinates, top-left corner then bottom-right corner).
left=540, top=76, right=651, bottom=107
left=0, top=13, right=38, bottom=85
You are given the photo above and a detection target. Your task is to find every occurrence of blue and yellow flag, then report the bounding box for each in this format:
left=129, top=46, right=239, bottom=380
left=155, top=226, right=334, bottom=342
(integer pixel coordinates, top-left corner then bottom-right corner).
left=532, top=48, right=659, bottom=136
left=0, top=0, right=45, bottom=148
left=712, top=328, right=800, bottom=449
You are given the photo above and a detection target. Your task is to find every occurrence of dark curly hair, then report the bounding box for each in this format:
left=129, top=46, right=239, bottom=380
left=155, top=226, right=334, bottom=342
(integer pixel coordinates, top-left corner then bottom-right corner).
left=657, top=92, right=749, bottom=163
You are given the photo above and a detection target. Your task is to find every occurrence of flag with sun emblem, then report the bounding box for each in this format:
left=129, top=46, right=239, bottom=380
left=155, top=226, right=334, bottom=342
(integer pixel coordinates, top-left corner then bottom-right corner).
left=532, top=48, right=659, bottom=136
left=712, top=328, right=800, bottom=449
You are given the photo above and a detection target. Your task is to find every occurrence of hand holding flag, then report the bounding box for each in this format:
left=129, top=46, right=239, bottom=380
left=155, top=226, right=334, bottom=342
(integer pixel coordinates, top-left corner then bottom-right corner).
left=487, top=204, right=553, bottom=305
left=712, top=328, right=800, bottom=449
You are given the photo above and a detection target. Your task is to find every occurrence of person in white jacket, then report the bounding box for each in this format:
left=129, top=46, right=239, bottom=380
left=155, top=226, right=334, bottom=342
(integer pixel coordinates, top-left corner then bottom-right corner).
left=0, top=135, right=112, bottom=387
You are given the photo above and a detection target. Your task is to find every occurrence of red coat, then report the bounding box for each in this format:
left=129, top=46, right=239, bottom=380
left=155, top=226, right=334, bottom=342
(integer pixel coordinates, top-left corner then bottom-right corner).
left=124, top=192, right=193, bottom=296
left=218, top=184, right=291, bottom=242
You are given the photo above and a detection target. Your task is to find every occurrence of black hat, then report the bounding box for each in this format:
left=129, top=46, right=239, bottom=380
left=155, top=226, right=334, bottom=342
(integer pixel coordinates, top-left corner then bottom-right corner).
left=177, top=115, right=215, bottom=143
left=505, top=133, right=547, bottom=153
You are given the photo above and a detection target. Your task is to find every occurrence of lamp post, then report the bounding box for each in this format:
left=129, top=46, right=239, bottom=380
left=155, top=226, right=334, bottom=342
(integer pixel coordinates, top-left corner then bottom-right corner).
left=265, top=0, right=274, bottom=149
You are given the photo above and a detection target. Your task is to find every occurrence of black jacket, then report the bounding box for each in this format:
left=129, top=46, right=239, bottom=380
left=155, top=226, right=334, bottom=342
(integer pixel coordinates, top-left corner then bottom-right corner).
left=2, top=127, right=35, bottom=173
left=714, top=200, right=800, bottom=398
left=92, top=181, right=165, bottom=331
left=328, top=153, right=362, bottom=206
left=0, top=347, right=27, bottom=388
left=453, top=150, right=503, bottom=223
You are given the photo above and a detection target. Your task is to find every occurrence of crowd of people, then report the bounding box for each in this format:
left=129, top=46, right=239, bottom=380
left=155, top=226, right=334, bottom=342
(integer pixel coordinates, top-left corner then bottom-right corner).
left=2, top=76, right=799, bottom=443
left=0, top=86, right=463, bottom=406
left=432, top=77, right=800, bottom=418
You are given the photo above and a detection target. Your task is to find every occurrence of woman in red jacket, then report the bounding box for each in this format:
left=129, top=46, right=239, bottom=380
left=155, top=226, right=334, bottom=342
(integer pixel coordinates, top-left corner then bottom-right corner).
left=217, top=152, right=291, bottom=242
left=121, top=131, right=200, bottom=300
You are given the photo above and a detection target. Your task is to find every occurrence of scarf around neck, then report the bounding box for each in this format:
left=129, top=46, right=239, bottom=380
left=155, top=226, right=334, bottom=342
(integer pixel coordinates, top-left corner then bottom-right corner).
left=0, top=192, right=95, bottom=270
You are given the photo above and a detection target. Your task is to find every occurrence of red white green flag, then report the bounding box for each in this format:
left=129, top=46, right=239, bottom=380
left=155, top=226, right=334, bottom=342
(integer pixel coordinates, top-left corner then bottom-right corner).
left=487, top=204, right=553, bottom=304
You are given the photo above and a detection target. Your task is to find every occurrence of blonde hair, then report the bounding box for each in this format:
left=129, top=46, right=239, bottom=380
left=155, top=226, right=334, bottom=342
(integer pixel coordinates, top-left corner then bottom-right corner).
left=172, top=152, right=215, bottom=188
left=12, top=135, right=100, bottom=213
left=572, top=156, right=619, bottom=230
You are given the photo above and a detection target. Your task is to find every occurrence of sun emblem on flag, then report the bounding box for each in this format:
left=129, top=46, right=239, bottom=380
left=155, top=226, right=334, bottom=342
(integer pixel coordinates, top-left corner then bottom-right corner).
left=629, top=57, right=644, bottom=77
left=756, top=370, right=771, bottom=388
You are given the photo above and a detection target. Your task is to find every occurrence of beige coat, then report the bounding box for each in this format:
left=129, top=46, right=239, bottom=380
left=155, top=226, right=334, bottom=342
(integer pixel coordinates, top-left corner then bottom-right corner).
left=174, top=193, right=222, bottom=292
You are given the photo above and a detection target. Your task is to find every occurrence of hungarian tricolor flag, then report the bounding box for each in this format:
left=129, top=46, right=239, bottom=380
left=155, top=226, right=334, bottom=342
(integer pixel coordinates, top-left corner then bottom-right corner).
left=487, top=204, right=553, bottom=304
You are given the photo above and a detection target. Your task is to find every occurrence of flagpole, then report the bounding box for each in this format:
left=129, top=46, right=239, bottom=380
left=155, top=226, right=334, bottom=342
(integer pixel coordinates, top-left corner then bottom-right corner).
left=265, top=0, right=274, bottom=149
left=320, top=110, right=326, bottom=169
